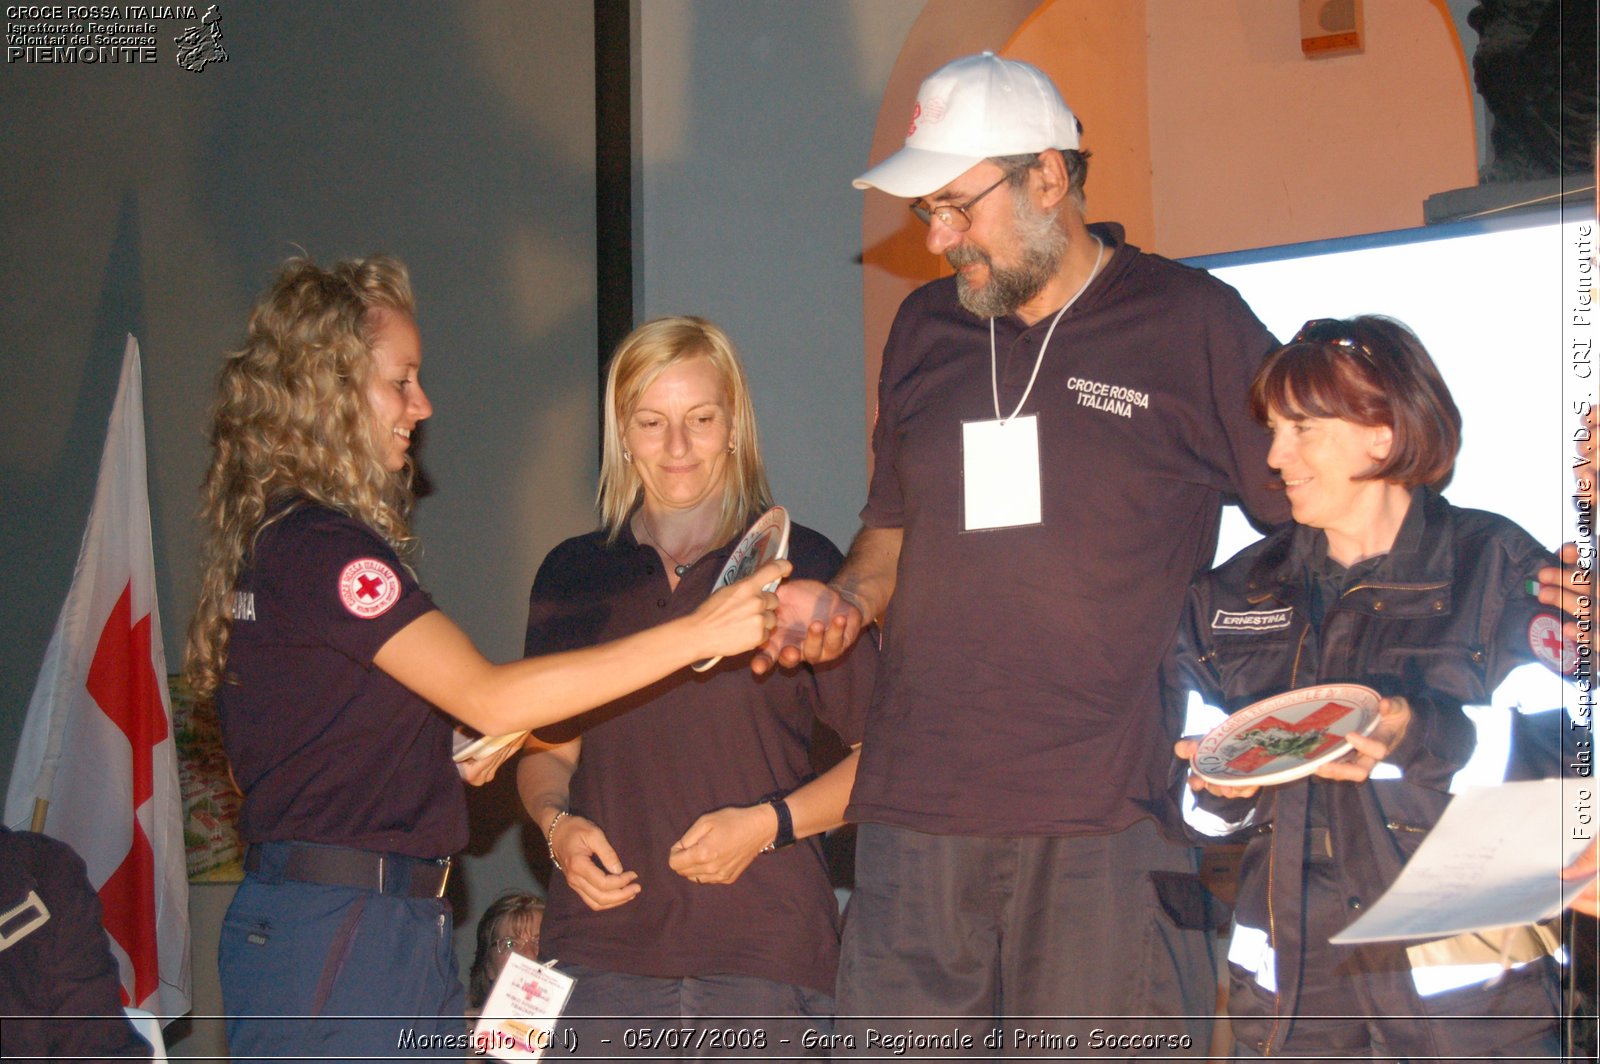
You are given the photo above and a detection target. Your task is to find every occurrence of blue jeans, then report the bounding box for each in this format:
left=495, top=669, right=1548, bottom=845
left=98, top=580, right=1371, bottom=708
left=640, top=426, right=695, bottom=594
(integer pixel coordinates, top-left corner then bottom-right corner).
left=220, top=851, right=464, bottom=1062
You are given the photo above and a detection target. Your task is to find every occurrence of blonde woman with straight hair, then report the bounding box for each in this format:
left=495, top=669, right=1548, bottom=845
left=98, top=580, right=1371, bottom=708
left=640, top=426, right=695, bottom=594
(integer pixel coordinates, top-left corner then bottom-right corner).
left=186, top=260, right=783, bottom=1062
left=517, top=316, right=876, bottom=1056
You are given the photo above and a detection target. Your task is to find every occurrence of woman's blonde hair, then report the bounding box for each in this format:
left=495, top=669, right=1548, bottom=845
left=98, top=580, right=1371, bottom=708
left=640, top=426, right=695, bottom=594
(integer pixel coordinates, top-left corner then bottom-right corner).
left=597, top=316, right=771, bottom=546
left=184, top=254, right=418, bottom=699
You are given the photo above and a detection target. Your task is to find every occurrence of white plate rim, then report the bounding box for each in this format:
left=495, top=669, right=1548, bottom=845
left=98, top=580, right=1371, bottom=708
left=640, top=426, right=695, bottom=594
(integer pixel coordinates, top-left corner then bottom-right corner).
left=710, top=505, right=790, bottom=593
left=693, top=505, right=791, bottom=672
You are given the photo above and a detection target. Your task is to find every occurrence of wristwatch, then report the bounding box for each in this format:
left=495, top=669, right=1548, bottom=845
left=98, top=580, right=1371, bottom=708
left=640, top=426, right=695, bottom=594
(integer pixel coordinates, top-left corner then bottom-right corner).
left=760, top=796, right=795, bottom=852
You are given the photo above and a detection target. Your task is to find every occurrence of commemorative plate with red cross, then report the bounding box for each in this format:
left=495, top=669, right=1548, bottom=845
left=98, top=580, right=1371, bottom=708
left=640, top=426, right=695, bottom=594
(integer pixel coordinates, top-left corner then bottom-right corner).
left=692, top=505, right=791, bottom=673
left=338, top=558, right=401, bottom=619
left=1191, top=683, right=1382, bottom=788
left=1528, top=612, right=1579, bottom=675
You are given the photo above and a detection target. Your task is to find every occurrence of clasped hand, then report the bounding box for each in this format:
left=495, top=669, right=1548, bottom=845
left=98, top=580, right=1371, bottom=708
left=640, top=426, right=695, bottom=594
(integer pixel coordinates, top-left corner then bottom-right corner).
left=751, top=579, right=863, bottom=674
left=668, top=803, right=779, bottom=885
left=552, top=803, right=781, bottom=910
left=548, top=814, right=640, bottom=911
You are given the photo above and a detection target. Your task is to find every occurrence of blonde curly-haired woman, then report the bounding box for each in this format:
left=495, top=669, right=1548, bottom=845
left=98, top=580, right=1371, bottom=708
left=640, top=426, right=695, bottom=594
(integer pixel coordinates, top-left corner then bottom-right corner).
left=185, top=256, right=783, bottom=1061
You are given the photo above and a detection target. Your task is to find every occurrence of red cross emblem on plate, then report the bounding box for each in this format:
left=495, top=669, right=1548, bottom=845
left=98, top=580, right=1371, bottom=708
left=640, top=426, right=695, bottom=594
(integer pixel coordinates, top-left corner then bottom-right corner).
left=339, top=558, right=401, bottom=618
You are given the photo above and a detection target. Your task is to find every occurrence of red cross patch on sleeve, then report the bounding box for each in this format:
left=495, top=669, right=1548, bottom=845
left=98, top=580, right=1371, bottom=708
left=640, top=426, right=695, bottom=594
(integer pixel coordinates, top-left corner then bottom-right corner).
left=339, top=558, right=402, bottom=619
left=1528, top=612, right=1578, bottom=676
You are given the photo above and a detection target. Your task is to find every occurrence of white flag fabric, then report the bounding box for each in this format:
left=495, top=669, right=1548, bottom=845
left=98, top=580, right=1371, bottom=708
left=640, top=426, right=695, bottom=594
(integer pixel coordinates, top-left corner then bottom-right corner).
left=5, top=335, right=192, bottom=1020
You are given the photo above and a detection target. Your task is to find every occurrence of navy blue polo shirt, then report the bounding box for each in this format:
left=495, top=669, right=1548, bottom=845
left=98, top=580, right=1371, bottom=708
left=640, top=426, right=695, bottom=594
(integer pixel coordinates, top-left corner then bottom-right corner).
left=218, top=502, right=465, bottom=858
left=849, top=224, right=1292, bottom=837
left=527, top=518, right=874, bottom=995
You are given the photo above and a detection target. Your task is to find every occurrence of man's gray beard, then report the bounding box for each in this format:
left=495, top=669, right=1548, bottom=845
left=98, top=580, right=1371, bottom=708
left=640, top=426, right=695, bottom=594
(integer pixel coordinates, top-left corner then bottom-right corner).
left=950, top=195, right=1069, bottom=319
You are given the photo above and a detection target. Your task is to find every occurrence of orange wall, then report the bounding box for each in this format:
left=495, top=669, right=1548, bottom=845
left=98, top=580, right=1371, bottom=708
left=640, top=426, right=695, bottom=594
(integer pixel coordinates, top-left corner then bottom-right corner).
left=1007, top=0, right=1477, bottom=257
left=1007, top=1, right=1155, bottom=248
left=1145, top=0, right=1476, bottom=258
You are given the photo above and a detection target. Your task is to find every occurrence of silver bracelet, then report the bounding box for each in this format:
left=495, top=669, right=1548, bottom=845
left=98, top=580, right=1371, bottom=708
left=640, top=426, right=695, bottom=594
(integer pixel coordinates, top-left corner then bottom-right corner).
left=545, top=810, right=570, bottom=874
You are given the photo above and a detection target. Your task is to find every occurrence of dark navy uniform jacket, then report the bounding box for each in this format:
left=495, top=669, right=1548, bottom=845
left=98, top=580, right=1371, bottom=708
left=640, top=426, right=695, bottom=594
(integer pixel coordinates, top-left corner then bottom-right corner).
left=0, top=826, right=152, bottom=1060
left=1174, top=487, right=1566, bottom=1057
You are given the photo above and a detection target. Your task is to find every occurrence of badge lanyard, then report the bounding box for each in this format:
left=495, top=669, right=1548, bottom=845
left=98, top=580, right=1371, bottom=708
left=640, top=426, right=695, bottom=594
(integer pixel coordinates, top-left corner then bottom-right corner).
left=962, top=237, right=1104, bottom=531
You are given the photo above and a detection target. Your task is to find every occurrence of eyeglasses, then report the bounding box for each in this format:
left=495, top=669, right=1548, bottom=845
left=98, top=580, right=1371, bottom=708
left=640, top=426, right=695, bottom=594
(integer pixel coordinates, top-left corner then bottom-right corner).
left=1291, top=318, right=1378, bottom=366
left=909, top=174, right=1010, bottom=232
left=493, top=935, right=539, bottom=956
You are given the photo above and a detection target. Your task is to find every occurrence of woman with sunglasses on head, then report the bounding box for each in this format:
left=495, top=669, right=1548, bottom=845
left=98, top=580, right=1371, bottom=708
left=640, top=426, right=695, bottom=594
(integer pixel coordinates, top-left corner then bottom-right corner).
left=185, top=257, right=784, bottom=1062
left=515, top=316, right=876, bottom=1057
left=1171, top=316, right=1568, bottom=1059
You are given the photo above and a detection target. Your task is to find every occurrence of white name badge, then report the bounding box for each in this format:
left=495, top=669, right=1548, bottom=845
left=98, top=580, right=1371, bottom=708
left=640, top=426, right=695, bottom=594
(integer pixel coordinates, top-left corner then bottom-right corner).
left=472, top=954, right=575, bottom=1060
left=962, top=415, right=1042, bottom=531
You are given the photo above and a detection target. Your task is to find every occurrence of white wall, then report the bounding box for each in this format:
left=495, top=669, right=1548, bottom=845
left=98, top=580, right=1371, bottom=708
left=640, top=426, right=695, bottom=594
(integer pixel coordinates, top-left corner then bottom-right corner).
left=1199, top=212, right=1590, bottom=562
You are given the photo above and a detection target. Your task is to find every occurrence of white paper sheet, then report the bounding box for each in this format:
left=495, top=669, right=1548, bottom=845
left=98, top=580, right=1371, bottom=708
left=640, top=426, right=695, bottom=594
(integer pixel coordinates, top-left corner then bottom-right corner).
left=1331, top=779, right=1595, bottom=944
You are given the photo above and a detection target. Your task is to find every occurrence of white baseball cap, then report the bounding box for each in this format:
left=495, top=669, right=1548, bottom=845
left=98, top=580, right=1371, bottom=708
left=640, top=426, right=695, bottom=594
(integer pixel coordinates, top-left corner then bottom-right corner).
left=853, top=52, right=1081, bottom=198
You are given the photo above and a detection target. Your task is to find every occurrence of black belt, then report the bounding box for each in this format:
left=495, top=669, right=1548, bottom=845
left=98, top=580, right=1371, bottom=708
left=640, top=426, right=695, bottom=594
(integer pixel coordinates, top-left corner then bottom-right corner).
left=244, top=842, right=452, bottom=898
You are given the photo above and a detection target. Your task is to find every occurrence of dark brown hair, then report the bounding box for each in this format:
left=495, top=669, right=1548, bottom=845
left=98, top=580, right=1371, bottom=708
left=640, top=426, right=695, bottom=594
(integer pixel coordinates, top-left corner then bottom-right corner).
left=1249, top=315, right=1461, bottom=489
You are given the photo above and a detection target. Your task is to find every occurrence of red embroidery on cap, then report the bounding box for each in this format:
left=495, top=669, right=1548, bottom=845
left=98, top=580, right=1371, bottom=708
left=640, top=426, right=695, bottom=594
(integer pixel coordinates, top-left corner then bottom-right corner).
left=1528, top=612, right=1576, bottom=675
left=906, top=101, right=921, bottom=138
left=339, top=558, right=401, bottom=619
left=921, top=97, right=947, bottom=123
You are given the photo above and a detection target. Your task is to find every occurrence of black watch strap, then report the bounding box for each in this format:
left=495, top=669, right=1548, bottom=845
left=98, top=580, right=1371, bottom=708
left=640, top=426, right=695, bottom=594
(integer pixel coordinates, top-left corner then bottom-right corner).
left=761, top=796, right=795, bottom=852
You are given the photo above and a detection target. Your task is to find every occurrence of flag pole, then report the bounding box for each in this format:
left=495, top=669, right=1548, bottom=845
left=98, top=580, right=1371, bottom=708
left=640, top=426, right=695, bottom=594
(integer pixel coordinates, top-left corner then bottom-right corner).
left=30, top=797, right=48, bottom=833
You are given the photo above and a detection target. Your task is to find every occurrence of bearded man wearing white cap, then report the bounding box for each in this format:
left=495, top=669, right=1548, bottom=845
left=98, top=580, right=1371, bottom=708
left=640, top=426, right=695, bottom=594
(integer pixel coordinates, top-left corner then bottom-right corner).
left=758, top=52, right=1290, bottom=1051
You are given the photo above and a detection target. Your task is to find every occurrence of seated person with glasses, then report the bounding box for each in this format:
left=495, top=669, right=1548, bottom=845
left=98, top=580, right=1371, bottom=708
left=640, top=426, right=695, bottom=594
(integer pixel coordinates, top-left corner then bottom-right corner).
left=467, top=891, right=545, bottom=1014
